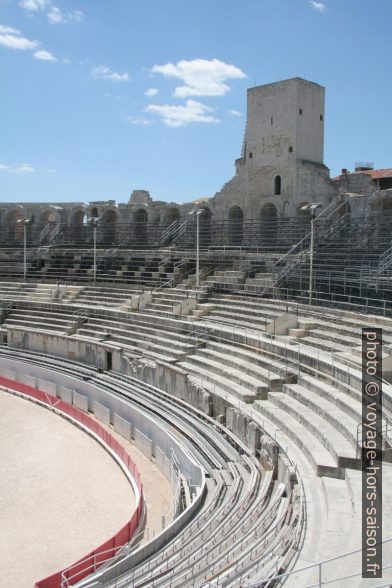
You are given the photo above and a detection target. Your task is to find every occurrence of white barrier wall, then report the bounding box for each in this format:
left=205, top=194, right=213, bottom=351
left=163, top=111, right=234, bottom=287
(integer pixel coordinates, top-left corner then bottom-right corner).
left=73, top=391, right=89, bottom=413
left=0, top=356, right=203, bottom=489
left=113, top=413, right=132, bottom=441
left=93, top=401, right=111, bottom=426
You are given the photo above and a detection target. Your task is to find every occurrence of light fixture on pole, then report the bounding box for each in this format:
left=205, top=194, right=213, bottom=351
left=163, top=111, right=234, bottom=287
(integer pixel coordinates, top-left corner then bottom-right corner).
left=16, top=218, right=31, bottom=282
left=301, top=203, right=322, bottom=306
left=188, top=209, right=204, bottom=288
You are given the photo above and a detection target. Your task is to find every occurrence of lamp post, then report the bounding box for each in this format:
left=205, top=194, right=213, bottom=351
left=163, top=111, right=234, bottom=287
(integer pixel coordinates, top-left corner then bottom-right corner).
left=16, top=218, right=31, bottom=282
left=301, top=203, right=321, bottom=305
left=188, top=209, right=204, bottom=288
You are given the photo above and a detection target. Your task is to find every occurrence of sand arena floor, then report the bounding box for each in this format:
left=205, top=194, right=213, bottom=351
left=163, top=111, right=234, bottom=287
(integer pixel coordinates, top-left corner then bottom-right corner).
left=0, top=391, right=135, bottom=587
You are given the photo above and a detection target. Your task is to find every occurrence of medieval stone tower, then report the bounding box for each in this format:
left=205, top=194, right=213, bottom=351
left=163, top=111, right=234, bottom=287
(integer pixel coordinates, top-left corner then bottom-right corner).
left=213, top=77, right=335, bottom=220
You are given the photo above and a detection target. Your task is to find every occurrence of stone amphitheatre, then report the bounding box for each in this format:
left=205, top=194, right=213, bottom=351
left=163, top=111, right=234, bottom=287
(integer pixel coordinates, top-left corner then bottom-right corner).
left=0, top=77, right=391, bottom=587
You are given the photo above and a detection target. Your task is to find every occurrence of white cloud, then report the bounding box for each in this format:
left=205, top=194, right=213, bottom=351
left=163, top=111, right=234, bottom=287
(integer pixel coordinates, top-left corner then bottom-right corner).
left=48, top=6, right=64, bottom=22
left=229, top=109, right=242, bottom=116
left=0, top=25, right=20, bottom=34
left=0, top=162, right=35, bottom=174
left=91, top=65, right=130, bottom=83
left=145, top=99, right=219, bottom=127
left=309, top=1, right=326, bottom=11
left=69, top=10, right=83, bottom=21
left=34, top=49, right=56, bottom=61
left=145, top=88, right=158, bottom=97
left=19, top=0, right=50, bottom=11
left=20, top=0, right=83, bottom=23
left=151, top=58, right=246, bottom=98
left=124, top=116, right=152, bottom=126
left=45, top=168, right=58, bottom=173
left=0, top=26, right=39, bottom=50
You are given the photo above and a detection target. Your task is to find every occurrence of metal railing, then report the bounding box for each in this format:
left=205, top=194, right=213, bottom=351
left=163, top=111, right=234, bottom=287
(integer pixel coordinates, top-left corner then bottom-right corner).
left=260, top=537, right=392, bottom=587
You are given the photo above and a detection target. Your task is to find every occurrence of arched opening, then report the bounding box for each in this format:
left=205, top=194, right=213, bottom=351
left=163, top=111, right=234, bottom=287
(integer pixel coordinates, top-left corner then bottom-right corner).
left=164, top=207, right=180, bottom=226
left=274, top=175, right=282, bottom=196
left=134, top=208, right=148, bottom=245
left=199, top=207, right=212, bottom=247
left=261, top=203, right=278, bottom=221
left=90, top=207, right=99, bottom=218
left=40, top=209, right=57, bottom=224
left=102, top=209, right=117, bottom=245
left=260, top=204, right=278, bottom=247
left=228, top=206, right=243, bottom=246
left=6, top=209, right=23, bottom=242
left=71, top=209, right=86, bottom=242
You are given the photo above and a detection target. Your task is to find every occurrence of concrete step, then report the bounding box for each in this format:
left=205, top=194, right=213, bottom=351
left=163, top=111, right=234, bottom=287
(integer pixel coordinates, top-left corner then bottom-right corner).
left=253, top=400, right=344, bottom=478
left=269, top=391, right=360, bottom=470
left=77, top=329, right=183, bottom=362
left=214, top=340, right=298, bottom=382
left=292, top=336, right=348, bottom=354
left=83, top=321, right=193, bottom=352
left=283, top=383, right=360, bottom=448
left=200, top=342, right=290, bottom=390
left=177, top=360, right=257, bottom=403
left=73, top=332, right=177, bottom=363
left=5, top=319, right=68, bottom=333
left=184, top=352, right=269, bottom=398
left=307, top=329, right=360, bottom=348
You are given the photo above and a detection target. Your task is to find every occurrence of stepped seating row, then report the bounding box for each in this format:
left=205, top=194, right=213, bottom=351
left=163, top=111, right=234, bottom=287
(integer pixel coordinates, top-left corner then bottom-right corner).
left=1, top=306, right=78, bottom=335
left=0, top=250, right=187, bottom=286
left=174, top=331, right=364, bottom=479
left=72, top=285, right=143, bottom=308
left=197, top=293, right=392, bottom=350
left=0, top=282, right=81, bottom=303
left=1, top=288, right=392, bottom=583
left=76, top=313, right=197, bottom=363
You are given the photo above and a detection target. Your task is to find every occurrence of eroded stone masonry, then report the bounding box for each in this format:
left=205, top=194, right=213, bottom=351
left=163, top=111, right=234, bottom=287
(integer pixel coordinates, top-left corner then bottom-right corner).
left=1, top=77, right=391, bottom=241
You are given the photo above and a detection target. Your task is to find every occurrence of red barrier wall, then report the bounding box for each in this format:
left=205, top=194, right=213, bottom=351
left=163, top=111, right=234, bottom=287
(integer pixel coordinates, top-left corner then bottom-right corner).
left=0, top=377, right=143, bottom=588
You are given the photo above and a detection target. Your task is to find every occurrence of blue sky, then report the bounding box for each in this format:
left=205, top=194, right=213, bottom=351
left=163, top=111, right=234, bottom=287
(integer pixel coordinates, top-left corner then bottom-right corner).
left=0, top=0, right=391, bottom=204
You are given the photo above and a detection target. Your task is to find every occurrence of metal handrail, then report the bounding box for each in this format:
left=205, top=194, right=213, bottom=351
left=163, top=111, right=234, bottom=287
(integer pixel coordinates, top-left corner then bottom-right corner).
left=273, top=200, right=349, bottom=269
left=160, top=220, right=179, bottom=243
left=256, top=536, right=392, bottom=587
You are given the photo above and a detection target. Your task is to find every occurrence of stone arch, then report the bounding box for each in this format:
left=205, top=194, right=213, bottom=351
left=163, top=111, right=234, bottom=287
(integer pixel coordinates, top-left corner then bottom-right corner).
left=274, top=175, right=282, bottom=196
left=70, top=207, right=86, bottom=241
left=134, top=208, right=148, bottom=223
left=260, top=203, right=278, bottom=247
left=39, top=207, right=60, bottom=225
left=102, top=208, right=118, bottom=244
left=199, top=207, right=212, bottom=247
left=6, top=208, right=24, bottom=242
left=89, top=206, right=99, bottom=218
left=163, top=207, right=180, bottom=225
left=261, top=203, right=278, bottom=221
left=133, top=207, right=148, bottom=245
left=228, top=205, right=243, bottom=246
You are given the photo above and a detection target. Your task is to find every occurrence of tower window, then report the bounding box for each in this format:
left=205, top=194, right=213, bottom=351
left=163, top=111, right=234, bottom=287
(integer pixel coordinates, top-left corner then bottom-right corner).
left=270, top=117, right=273, bottom=125
left=320, top=114, right=323, bottom=121
left=299, top=108, right=303, bottom=115
left=249, top=152, right=253, bottom=159
left=289, top=146, right=293, bottom=153
left=274, top=175, right=282, bottom=196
